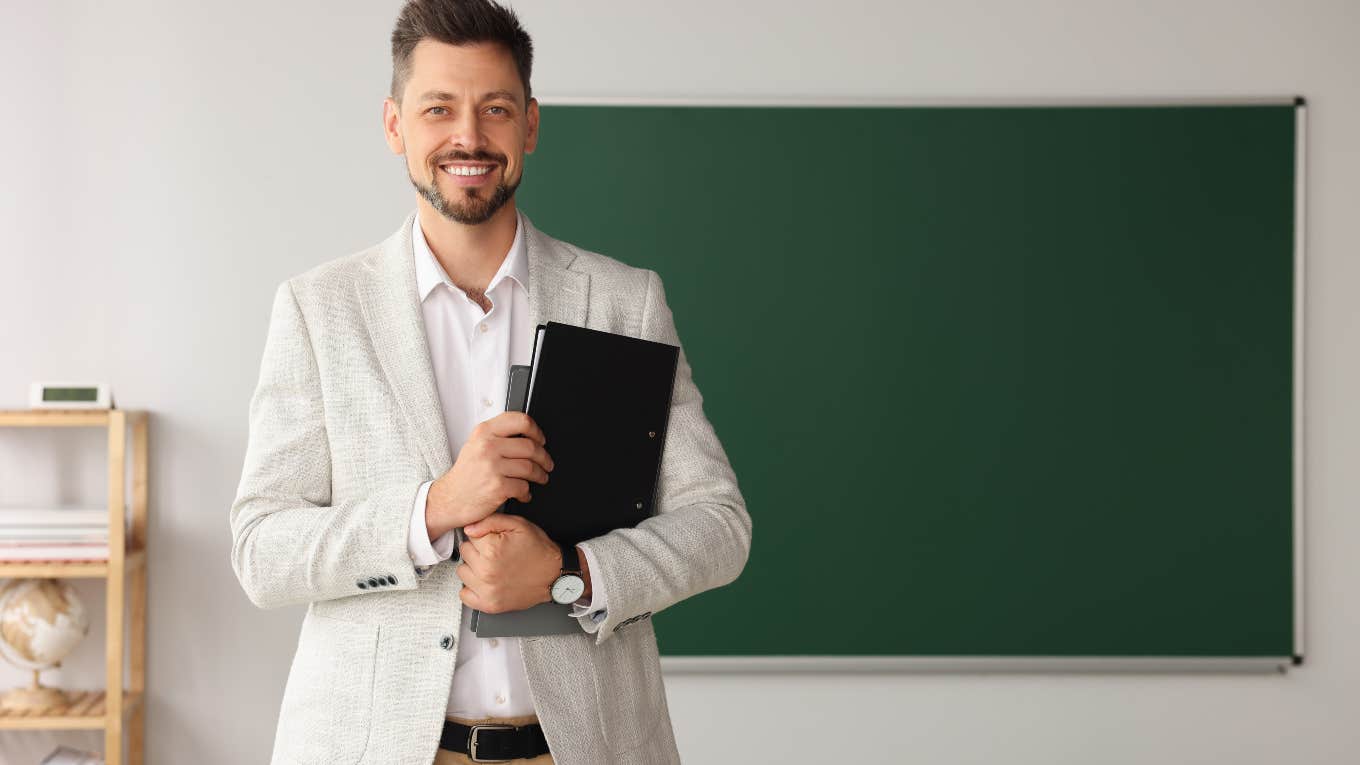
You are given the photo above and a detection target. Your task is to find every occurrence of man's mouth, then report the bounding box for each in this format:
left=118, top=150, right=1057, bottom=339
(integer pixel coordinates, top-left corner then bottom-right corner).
left=439, top=162, right=498, bottom=177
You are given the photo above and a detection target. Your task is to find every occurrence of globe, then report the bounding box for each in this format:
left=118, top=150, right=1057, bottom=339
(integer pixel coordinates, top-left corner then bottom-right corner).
left=0, top=578, right=91, bottom=712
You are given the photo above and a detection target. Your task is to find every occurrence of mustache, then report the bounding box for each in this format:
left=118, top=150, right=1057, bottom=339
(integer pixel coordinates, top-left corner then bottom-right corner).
left=432, top=150, right=506, bottom=167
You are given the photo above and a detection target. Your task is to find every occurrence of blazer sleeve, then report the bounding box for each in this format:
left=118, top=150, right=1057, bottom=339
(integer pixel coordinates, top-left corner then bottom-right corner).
left=229, top=280, right=426, bottom=610
left=573, top=269, right=752, bottom=644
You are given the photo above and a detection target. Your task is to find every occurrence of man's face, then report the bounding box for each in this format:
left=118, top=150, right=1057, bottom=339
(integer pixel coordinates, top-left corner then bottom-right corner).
left=383, top=40, right=539, bottom=225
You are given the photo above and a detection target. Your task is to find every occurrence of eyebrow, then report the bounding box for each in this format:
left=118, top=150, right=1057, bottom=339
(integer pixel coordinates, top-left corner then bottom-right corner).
left=417, top=89, right=520, bottom=104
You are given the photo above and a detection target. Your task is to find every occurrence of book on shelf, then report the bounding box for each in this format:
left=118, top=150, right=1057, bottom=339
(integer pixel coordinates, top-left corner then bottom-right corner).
left=0, top=526, right=109, bottom=540
left=0, top=506, right=130, bottom=530
left=0, top=507, right=109, bottom=522
left=0, top=541, right=111, bottom=561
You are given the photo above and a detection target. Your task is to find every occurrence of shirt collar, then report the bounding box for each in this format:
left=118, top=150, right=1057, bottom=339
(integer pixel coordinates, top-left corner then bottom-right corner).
left=412, top=210, right=529, bottom=302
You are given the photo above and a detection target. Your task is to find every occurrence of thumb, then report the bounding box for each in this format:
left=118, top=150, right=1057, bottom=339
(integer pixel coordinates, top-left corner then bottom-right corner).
left=464, top=512, right=520, bottom=539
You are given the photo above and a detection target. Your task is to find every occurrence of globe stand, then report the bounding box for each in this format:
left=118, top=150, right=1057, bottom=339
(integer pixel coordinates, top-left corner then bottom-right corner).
left=0, top=666, right=70, bottom=713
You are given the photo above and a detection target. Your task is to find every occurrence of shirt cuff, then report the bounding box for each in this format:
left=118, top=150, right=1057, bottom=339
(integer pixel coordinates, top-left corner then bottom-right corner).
left=569, top=543, right=608, bottom=631
left=408, top=480, right=458, bottom=566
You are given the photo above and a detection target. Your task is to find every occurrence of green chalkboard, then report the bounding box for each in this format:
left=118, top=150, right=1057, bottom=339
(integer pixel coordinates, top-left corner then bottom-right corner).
left=518, top=103, right=1298, bottom=659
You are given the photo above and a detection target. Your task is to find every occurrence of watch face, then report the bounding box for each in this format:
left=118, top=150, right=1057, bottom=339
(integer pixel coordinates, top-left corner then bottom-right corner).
left=551, top=574, right=586, bottom=604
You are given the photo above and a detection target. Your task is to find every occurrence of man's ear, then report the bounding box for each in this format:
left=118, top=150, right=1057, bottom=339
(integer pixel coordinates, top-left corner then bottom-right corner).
left=383, top=97, right=405, bottom=155
left=525, top=97, right=540, bottom=155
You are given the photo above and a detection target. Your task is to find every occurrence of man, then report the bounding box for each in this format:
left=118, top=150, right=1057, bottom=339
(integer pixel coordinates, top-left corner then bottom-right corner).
left=228, top=1, right=750, bottom=763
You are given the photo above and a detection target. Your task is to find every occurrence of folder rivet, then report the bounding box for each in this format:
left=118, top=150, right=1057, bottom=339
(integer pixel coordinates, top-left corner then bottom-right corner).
left=635, top=501, right=643, bottom=510
left=648, top=431, right=656, bottom=438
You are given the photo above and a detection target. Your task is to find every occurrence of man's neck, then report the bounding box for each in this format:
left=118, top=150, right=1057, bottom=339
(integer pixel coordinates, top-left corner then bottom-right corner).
left=415, top=198, right=518, bottom=294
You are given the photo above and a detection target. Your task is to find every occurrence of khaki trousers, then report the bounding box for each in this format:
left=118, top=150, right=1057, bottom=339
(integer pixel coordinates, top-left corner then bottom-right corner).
left=433, top=713, right=555, bottom=765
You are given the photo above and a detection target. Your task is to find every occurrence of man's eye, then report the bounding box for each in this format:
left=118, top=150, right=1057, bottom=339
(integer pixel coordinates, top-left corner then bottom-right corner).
left=426, top=106, right=448, bottom=116
left=487, top=106, right=508, bottom=116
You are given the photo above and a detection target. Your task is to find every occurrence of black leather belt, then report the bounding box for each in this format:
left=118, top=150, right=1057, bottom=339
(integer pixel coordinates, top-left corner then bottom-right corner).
left=440, top=719, right=550, bottom=762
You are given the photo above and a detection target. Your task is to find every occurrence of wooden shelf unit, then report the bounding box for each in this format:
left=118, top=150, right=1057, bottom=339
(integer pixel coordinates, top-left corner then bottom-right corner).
left=0, top=408, right=148, bottom=765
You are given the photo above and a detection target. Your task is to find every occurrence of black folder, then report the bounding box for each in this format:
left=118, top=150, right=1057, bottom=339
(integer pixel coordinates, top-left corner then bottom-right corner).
left=469, top=321, right=680, bottom=637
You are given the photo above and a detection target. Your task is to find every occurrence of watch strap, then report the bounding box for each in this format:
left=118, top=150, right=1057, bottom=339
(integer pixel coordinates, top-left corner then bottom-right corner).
left=558, top=541, right=580, bottom=573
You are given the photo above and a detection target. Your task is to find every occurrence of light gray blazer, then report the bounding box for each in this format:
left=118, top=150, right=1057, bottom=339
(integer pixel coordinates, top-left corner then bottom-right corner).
left=229, top=211, right=751, bottom=765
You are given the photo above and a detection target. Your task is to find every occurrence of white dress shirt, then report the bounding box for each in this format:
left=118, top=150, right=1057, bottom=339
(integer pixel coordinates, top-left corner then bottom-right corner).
left=403, top=211, right=607, bottom=719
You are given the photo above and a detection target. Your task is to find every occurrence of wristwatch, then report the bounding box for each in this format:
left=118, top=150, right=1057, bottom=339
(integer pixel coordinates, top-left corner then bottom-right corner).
left=550, top=542, right=587, bottom=605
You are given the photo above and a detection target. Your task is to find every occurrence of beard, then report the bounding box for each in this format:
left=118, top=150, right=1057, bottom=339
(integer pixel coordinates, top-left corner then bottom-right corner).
left=410, top=150, right=518, bottom=225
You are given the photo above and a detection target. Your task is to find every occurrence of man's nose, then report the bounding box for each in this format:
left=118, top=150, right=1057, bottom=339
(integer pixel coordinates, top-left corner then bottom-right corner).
left=447, top=108, right=485, bottom=151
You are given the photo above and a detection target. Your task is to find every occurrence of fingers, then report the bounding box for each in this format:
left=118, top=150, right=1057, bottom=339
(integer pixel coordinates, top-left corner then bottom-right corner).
left=443, top=414, right=549, bottom=528
left=466, top=512, right=530, bottom=538
left=456, top=569, right=496, bottom=613
left=499, top=457, right=550, bottom=486
left=497, top=476, right=532, bottom=504
left=497, top=437, right=555, bottom=474
left=455, top=561, right=481, bottom=590
left=481, top=412, right=546, bottom=446
left=458, top=585, right=485, bottom=612
left=457, top=547, right=509, bottom=613
left=458, top=537, right=486, bottom=568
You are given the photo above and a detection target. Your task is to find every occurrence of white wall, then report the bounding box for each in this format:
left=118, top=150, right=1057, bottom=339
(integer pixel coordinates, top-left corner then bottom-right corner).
left=1, top=1, right=1357, bottom=762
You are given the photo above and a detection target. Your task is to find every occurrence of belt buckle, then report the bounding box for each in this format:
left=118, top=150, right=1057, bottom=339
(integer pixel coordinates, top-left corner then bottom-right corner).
left=469, top=723, right=515, bottom=763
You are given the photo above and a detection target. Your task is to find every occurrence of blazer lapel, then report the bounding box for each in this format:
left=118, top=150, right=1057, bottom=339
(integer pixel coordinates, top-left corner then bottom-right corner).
left=523, top=213, right=589, bottom=330
left=358, top=213, right=454, bottom=479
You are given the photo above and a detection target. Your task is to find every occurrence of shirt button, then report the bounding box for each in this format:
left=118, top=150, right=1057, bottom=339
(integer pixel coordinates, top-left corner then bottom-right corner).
left=495, top=693, right=506, bottom=705
left=479, top=323, right=488, bottom=333
left=481, top=398, right=492, bottom=408
left=489, top=638, right=499, bottom=648
left=439, top=634, right=455, bottom=650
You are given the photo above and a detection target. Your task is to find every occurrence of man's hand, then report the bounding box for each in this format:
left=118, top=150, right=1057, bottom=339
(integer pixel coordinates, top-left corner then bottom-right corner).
left=426, top=412, right=554, bottom=540
left=456, top=513, right=563, bottom=614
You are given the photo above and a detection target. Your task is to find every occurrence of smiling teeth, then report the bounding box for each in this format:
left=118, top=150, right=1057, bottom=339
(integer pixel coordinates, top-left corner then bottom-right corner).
left=445, top=165, right=492, bottom=176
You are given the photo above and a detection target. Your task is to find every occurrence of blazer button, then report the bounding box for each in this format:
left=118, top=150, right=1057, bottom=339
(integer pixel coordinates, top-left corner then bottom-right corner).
left=385, top=574, right=397, bottom=585
left=367, top=577, right=380, bottom=588
left=357, top=579, right=368, bottom=590
left=440, top=634, right=455, bottom=650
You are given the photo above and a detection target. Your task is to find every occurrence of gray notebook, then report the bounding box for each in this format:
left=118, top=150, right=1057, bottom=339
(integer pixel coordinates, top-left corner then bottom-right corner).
left=470, top=599, right=580, bottom=637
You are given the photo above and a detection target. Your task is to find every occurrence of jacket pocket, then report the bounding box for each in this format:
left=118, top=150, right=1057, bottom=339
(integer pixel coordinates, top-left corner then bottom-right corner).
left=591, top=619, right=666, bottom=755
left=273, top=614, right=379, bottom=765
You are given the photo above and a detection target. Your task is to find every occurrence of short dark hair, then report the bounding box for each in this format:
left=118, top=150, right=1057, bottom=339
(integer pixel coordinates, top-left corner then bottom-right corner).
left=390, top=0, right=534, bottom=105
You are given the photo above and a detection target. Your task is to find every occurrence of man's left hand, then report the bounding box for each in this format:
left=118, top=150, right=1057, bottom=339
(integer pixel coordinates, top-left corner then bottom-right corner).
left=456, top=512, right=561, bottom=614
